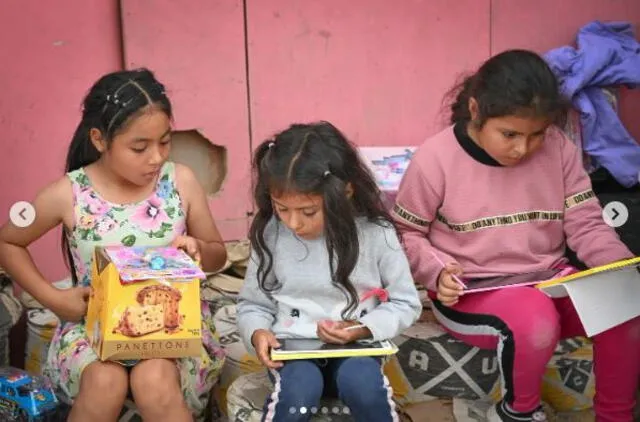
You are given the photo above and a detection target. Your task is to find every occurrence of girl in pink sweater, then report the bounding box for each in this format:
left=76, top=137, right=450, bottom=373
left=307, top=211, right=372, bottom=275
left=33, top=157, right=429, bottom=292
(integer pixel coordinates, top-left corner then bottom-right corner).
left=393, top=50, right=639, bottom=422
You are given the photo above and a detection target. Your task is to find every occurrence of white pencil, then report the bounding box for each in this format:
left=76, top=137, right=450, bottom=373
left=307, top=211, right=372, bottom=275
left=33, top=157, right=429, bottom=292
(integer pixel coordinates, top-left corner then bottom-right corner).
left=430, top=251, right=467, bottom=288
left=344, top=324, right=366, bottom=331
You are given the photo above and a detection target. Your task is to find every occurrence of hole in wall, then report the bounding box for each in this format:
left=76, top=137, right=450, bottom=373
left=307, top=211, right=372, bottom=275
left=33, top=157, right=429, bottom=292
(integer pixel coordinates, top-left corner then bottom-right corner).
left=169, top=130, right=227, bottom=196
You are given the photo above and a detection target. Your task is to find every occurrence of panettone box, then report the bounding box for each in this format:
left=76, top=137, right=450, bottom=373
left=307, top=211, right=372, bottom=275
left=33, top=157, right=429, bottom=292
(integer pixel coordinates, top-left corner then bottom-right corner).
left=86, top=246, right=204, bottom=361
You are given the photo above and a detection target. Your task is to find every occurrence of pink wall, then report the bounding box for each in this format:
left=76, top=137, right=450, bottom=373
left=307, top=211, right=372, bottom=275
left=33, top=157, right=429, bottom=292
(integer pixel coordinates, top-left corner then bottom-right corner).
left=246, top=0, right=490, bottom=146
left=1, top=0, right=639, bottom=282
left=0, top=1, right=121, bottom=281
left=247, top=0, right=640, bottom=146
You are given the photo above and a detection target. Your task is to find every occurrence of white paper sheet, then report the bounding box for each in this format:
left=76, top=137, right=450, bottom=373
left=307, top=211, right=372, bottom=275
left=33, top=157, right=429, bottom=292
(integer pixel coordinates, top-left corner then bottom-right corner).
left=557, top=267, right=640, bottom=337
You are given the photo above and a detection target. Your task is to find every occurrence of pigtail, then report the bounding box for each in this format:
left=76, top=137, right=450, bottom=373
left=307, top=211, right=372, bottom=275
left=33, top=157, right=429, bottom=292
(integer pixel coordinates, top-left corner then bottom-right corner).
left=63, top=114, right=102, bottom=285
left=446, top=74, right=475, bottom=126
left=65, top=119, right=101, bottom=173
left=322, top=174, right=360, bottom=320
left=249, top=141, right=278, bottom=292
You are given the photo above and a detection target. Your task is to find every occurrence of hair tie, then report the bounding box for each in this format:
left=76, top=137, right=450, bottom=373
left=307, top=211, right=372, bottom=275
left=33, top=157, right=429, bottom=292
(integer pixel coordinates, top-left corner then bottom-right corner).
left=323, top=170, right=331, bottom=178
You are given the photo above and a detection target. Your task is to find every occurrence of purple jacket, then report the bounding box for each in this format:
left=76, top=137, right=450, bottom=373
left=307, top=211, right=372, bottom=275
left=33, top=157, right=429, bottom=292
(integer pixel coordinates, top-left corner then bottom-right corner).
left=545, top=21, right=640, bottom=187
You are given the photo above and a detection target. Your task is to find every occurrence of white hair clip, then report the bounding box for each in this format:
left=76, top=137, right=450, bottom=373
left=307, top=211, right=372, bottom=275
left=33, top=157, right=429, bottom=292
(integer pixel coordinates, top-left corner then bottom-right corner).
left=323, top=170, right=331, bottom=178
left=268, top=142, right=275, bottom=149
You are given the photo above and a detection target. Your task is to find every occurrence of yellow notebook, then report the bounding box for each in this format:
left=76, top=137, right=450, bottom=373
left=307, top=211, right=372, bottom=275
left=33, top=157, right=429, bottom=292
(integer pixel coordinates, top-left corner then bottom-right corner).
left=536, top=256, right=640, bottom=291
left=270, top=339, right=398, bottom=361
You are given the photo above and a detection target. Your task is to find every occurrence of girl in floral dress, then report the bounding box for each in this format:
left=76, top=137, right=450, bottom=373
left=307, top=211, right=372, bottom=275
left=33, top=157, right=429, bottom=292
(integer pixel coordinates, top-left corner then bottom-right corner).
left=0, top=69, right=226, bottom=422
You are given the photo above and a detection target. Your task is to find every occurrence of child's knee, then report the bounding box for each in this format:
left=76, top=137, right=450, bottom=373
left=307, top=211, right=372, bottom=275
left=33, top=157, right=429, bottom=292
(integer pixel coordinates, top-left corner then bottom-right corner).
left=80, top=361, right=128, bottom=398
left=622, top=315, right=640, bottom=337
left=627, top=316, right=640, bottom=342
left=596, top=314, right=640, bottom=345
left=512, top=316, right=560, bottom=353
left=271, top=361, right=324, bottom=407
left=499, top=289, right=561, bottom=351
left=335, top=357, right=384, bottom=398
left=130, top=359, right=182, bottom=409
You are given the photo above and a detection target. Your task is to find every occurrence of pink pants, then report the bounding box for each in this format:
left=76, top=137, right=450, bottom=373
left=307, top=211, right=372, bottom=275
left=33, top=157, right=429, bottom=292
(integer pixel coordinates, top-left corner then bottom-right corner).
left=431, top=287, right=640, bottom=422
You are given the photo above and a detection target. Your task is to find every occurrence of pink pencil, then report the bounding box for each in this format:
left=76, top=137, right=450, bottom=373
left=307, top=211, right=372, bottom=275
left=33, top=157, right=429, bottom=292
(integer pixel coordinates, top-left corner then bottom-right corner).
left=430, top=251, right=467, bottom=289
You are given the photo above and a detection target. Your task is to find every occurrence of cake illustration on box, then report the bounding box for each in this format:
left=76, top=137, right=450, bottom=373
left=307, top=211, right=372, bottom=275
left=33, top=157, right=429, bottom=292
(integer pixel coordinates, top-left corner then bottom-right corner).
left=86, top=246, right=205, bottom=361
left=114, top=285, right=184, bottom=337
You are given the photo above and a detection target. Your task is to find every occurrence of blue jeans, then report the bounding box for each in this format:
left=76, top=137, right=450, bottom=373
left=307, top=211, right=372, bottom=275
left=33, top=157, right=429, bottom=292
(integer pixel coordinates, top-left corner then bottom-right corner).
left=261, top=357, right=398, bottom=422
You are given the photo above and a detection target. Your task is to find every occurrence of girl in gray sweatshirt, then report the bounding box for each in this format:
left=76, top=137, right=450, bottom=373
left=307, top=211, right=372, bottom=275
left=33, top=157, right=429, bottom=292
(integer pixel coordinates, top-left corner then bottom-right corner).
left=237, top=121, right=421, bottom=422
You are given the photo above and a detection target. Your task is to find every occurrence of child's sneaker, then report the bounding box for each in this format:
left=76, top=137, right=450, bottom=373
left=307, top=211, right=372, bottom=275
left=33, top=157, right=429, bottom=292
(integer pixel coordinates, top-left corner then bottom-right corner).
left=486, top=400, right=547, bottom=422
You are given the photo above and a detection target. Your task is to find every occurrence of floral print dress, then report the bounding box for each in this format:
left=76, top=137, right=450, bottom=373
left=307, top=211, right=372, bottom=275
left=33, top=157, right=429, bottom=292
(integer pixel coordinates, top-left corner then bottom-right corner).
left=44, top=162, right=225, bottom=419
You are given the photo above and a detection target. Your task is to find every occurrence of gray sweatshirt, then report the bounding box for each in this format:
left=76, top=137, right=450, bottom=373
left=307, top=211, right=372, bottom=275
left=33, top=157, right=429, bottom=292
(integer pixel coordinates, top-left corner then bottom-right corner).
left=237, top=217, right=422, bottom=353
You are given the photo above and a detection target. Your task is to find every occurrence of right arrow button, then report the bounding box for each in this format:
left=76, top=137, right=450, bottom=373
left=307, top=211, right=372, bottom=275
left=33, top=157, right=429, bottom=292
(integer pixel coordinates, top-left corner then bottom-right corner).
left=602, top=201, right=629, bottom=228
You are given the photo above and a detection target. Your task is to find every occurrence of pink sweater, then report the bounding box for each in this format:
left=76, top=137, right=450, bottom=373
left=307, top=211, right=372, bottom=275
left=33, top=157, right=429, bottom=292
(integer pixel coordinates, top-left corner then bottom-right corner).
left=393, top=124, right=633, bottom=291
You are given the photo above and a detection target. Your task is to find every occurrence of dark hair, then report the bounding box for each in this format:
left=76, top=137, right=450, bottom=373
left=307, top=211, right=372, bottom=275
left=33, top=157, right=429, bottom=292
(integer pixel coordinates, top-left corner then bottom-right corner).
left=249, top=121, right=394, bottom=319
left=447, top=49, right=568, bottom=127
left=62, top=68, right=172, bottom=283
